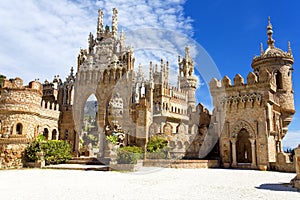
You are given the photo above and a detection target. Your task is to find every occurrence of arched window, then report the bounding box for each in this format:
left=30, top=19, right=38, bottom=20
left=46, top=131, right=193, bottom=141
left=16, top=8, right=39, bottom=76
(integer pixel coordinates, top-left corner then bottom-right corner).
left=43, top=128, right=49, bottom=140
left=16, top=123, right=23, bottom=134
left=52, top=129, right=57, bottom=140
left=276, top=71, right=283, bottom=89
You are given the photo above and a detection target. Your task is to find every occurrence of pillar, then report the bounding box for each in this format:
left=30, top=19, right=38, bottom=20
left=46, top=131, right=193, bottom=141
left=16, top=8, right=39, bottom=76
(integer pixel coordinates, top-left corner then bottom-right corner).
left=249, top=138, right=256, bottom=168
left=231, top=138, right=237, bottom=167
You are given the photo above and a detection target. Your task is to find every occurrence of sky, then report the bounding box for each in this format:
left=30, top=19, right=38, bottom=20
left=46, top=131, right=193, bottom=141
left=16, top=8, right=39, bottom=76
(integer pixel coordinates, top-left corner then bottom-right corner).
left=0, top=0, right=299, bottom=148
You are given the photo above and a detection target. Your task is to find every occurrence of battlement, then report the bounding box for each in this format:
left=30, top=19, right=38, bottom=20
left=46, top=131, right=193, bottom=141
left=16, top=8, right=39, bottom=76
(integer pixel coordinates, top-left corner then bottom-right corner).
left=1, top=77, right=42, bottom=92
left=210, top=68, right=276, bottom=90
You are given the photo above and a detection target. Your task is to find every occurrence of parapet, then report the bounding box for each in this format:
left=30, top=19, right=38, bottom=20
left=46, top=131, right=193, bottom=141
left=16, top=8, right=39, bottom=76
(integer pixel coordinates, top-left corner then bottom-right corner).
left=210, top=69, right=274, bottom=89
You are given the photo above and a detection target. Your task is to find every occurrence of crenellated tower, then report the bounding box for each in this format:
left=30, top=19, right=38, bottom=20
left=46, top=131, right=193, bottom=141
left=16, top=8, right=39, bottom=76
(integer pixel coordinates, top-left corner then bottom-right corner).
left=210, top=18, right=295, bottom=170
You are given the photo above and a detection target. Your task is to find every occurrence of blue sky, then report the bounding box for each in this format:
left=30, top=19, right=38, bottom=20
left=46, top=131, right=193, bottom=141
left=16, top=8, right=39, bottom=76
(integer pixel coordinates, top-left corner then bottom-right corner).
left=0, top=0, right=299, bottom=148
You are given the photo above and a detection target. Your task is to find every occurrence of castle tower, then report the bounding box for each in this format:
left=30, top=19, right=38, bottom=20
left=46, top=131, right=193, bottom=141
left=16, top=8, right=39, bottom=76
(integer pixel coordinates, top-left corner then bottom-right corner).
left=252, top=17, right=295, bottom=134
left=178, top=46, right=197, bottom=109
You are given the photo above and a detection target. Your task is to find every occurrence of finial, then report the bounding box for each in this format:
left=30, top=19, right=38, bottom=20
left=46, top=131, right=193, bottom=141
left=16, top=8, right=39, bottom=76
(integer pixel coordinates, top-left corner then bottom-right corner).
left=70, top=67, right=74, bottom=75
left=97, top=9, right=104, bottom=37
left=260, top=43, right=264, bottom=55
left=267, top=17, right=275, bottom=48
left=288, top=41, right=292, bottom=55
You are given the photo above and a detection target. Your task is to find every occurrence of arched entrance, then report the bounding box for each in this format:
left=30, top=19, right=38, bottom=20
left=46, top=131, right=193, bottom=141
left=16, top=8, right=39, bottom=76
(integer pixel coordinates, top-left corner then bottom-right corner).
left=236, top=129, right=252, bottom=163
left=80, top=94, right=99, bottom=156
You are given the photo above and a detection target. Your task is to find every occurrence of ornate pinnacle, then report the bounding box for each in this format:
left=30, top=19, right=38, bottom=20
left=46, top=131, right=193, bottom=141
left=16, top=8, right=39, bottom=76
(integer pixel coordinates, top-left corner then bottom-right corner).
left=267, top=17, right=275, bottom=48
left=260, top=43, right=264, bottom=55
left=97, top=9, right=104, bottom=36
left=288, top=41, right=293, bottom=55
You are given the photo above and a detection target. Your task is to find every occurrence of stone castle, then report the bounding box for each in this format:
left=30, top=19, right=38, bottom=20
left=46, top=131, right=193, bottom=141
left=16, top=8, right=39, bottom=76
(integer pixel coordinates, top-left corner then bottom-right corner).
left=0, top=9, right=295, bottom=171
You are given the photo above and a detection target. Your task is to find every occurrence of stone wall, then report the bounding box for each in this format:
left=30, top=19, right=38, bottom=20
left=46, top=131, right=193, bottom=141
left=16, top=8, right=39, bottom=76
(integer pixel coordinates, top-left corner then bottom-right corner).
left=0, top=142, right=28, bottom=169
left=269, top=152, right=295, bottom=173
left=291, top=145, right=300, bottom=189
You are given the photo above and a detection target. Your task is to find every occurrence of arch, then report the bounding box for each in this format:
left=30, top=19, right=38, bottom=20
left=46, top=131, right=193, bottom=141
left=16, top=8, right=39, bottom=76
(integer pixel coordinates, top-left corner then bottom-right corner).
left=236, top=128, right=252, bottom=163
left=16, top=123, right=23, bottom=135
left=43, top=128, right=49, bottom=140
left=163, top=123, right=172, bottom=135
left=52, top=129, right=58, bottom=140
left=149, top=122, right=159, bottom=137
left=231, top=120, right=255, bottom=138
left=176, top=123, right=186, bottom=135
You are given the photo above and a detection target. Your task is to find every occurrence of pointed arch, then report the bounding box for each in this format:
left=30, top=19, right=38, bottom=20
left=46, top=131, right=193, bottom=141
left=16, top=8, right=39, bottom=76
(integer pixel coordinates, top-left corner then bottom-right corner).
left=231, top=120, right=255, bottom=138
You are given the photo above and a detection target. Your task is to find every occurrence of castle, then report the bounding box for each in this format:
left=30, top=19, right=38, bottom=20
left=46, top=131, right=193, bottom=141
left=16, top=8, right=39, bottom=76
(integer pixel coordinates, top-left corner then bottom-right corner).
left=0, top=9, right=295, bottom=170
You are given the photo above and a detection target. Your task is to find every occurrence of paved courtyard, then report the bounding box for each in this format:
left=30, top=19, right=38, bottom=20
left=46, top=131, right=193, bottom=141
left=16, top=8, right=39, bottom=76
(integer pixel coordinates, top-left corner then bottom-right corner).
left=0, top=168, right=299, bottom=200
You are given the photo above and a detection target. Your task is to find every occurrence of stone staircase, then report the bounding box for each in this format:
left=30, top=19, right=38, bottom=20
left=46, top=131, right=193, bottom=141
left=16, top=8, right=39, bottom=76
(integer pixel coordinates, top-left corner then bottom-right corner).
left=45, top=157, right=110, bottom=171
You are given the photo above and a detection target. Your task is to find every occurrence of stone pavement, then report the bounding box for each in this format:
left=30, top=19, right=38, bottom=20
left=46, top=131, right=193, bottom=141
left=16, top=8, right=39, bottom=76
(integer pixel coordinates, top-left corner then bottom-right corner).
left=0, top=168, right=299, bottom=200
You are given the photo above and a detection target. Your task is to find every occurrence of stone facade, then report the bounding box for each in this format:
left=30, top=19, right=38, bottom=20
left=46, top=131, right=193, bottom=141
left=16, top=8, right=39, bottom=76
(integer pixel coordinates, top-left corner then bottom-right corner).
left=210, top=18, right=295, bottom=170
left=60, top=8, right=210, bottom=160
left=0, top=78, right=60, bottom=169
left=0, top=9, right=296, bottom=171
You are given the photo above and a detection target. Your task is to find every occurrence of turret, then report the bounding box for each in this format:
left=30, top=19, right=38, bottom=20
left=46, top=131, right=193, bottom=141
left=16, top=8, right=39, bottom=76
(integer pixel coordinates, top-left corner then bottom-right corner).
left=178, top=46, right=197, bottom=110
left=251, top=17, right=295, bottom=133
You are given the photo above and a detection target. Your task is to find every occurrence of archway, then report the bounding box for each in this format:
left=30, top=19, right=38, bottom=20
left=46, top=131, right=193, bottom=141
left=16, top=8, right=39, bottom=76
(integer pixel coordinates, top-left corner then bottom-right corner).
left=81, top=94, right=99, bottom=156
left=236, top=128, right=252, bottom=163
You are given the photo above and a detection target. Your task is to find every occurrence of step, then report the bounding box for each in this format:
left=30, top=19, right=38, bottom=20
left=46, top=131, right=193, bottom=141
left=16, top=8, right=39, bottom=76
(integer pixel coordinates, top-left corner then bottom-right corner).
left=44, top=164, right=110, bottom=171
left=66, top=157, right=105, bottom=165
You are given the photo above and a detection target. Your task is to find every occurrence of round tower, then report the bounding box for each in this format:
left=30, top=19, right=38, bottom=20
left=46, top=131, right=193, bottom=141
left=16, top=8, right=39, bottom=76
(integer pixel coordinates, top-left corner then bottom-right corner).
left=252, top=17, right=295, bottom=131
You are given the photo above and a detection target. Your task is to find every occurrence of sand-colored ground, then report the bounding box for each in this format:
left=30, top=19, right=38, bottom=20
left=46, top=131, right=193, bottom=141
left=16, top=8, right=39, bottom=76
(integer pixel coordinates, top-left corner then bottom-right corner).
left=0, top=168, right=299, bottom=199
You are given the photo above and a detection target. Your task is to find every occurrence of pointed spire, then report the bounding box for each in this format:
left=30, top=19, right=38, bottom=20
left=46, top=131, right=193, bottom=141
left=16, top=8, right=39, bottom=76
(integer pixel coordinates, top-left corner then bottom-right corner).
left=112, top=8, right=118, bottom=37
left=267, top=17, right=275, bottom=48
left=149, top=61, right=153, bottom=80
left=260, top=43, right=264, bottom=55
left=288, top=41, right=293, bottom=55
left=97, top=9, right=104, bottom=38
left=70, top=67, right=74, bottom=76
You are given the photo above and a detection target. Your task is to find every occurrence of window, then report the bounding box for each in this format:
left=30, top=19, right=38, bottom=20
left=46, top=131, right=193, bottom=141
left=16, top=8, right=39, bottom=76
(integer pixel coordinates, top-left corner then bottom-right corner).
left=16, top=123, right=23, bottom=134
left=276, top=71, right=283, bottom=89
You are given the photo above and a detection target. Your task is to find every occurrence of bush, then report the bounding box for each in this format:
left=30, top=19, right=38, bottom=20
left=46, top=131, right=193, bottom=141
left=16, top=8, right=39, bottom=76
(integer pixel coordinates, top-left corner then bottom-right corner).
left=24, top=140, right=43, bottom=162
left=116, top=146, right=143, bottom=164
left=147, top=135, right=168, bottom=153
left=24, top=136, right=72, bottom=165
left=42, top=140, right=72, bottom=165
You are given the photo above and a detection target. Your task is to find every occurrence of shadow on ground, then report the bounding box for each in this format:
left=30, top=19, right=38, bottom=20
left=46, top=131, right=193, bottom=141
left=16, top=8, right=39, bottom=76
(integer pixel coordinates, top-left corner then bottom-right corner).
left=255, top=183, right=299, bottom=192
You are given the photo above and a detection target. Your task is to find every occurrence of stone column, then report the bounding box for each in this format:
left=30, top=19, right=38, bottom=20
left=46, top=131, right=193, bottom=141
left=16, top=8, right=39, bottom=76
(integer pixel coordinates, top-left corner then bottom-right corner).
left=249, top=139, right=256, bottom=168
left=231, top=138, right=237, bottom=167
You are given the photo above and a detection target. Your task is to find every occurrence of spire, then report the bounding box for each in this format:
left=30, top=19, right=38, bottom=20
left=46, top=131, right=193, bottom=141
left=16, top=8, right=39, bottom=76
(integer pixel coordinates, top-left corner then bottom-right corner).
left=149, top=61, right=153, bottom=81
left=260, top=43, right=264, bottom=55
left=70, top=67, right=74, bottom=76
left=288, top=41, right=293, bottom=55
left=112, top=8, right=118, bottom=38
left=267, top=17, right=275, bottom=48
left=97, top=9, right=104, bottom=38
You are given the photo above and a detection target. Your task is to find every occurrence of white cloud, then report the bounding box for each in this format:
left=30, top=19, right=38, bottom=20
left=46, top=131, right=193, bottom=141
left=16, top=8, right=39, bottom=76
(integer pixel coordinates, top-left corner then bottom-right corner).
left=0, top=0, right=195, bottom=84
left=282, top=130, right=300, bottom=149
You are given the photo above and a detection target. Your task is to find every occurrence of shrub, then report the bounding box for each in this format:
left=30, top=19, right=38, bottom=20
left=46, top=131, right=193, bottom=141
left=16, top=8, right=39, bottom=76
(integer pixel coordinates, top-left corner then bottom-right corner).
left=116, top=145, right=143, bottom=164
left=24, top=135, right=72, bottom=165
left=24, top=140, right=43, bottom=162
left=147, top=135, right=168, bottom=153
left=106, top=135, right=117, bottom=144
left=42, top=140, right=72, bottom=165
